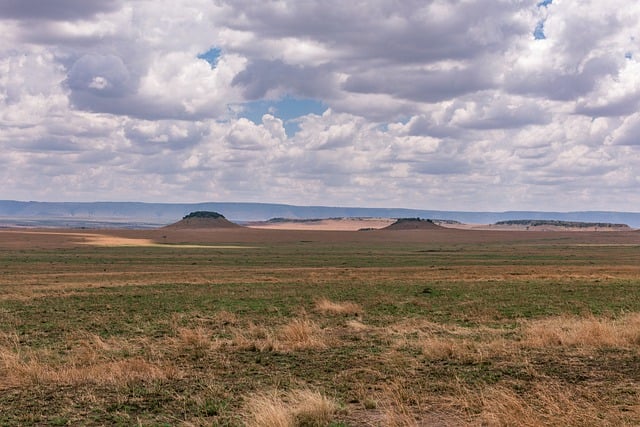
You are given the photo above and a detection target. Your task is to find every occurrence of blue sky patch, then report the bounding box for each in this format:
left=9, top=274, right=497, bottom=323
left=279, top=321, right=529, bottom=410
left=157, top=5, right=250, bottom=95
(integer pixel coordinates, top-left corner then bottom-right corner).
left=238, top=96, right=326, bottom=136
left=197, top=47, right=222, bottom=68
left=534, top=21, right=546, bottom=39
left=537, top=0, right=552, bottom=7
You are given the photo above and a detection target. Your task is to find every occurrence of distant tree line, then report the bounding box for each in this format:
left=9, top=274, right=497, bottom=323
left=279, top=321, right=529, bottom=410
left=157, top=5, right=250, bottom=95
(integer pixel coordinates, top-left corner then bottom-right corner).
left=182, top=211, right=225, bottom=219
left=395, top=217, right=435, bottom=223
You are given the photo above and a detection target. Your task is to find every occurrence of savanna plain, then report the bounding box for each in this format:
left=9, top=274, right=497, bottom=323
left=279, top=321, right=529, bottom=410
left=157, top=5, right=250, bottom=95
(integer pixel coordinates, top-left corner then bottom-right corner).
left=1, top=226, right=640, bottom=426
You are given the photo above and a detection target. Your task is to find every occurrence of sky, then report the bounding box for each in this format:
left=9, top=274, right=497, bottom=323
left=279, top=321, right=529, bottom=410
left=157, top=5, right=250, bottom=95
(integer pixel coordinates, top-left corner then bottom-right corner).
left=1, top=0, right=639, bottom=211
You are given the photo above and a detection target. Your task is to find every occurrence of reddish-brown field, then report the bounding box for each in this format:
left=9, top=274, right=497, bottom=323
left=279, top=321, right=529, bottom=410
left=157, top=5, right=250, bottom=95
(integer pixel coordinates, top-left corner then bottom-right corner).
left=3, top=225, right=639, bottom=247
left=0, top=226, right=639, bottom=425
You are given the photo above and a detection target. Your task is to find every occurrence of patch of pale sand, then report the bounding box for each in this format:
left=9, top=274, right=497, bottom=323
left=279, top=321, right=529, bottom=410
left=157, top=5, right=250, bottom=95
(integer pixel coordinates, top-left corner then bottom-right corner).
left=436, top=223, right=490, bottom=230
left=247, top=218, right=396, bottom=231
left=79, top=235, right=156, bottom=246
left=81, top=235, right=253, bottom=248
left=0, top=231, right=252, bottom=248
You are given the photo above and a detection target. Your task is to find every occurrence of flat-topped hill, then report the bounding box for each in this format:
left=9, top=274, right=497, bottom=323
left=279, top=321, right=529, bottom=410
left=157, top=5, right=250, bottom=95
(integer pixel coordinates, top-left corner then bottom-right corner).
left=163, top=211, right=241, bottom=229
left=493, top=219, right=631, bottom=231
left=383, top=218, right=444, bottom=230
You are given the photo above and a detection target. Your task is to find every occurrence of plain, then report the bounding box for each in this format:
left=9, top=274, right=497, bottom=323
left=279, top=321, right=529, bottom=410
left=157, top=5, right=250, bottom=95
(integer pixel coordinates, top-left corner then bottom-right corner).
left=0, top=227, right=639, bottom=426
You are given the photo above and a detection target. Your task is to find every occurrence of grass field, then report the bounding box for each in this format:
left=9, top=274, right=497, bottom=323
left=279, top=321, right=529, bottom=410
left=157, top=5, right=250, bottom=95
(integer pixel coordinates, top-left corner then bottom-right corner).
left=0, top=228, right=639, bottom=426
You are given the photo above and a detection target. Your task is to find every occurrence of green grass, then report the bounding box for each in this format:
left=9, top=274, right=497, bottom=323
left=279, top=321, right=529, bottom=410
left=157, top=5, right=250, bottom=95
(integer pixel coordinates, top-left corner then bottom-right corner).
left=1, top=239, right=639, bottom=425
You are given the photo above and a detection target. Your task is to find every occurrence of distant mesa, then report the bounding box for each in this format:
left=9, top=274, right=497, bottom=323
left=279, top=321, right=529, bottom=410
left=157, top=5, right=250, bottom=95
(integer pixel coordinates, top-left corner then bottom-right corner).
left=266, top=217, right=326, bottom=223
left=494, top=219, right=631, bottom=230
left=383, top=218, right=444, bottom=230
left=163, top=211, right=241, bottom=229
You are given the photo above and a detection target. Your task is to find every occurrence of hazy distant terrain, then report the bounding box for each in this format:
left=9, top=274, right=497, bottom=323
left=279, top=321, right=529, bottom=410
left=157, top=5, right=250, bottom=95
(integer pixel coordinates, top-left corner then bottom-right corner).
left=1, top=200, right=639, bottom=228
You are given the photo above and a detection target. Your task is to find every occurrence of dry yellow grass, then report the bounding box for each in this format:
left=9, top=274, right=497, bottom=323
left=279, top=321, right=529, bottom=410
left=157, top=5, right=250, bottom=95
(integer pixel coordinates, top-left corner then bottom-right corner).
left=230, top=321, right=277, bottom=352
left=385, top=312, right=640, bottom=363
left=523, top=312, right=640, bottom=348
left=172, top=326, right=220, bottom=358
left=244, top=391, right=293, bottom=427
left=230, top=318, right=326, bottom=352
left=291, top=389, right=338, bottom=426
left=382, top=318, right=512, bottom=364
left=1, top=330, right=180, bottom=389
left=345, top=319, right=370, bottom=331
left=214, top=309, right=239, bottom=326
left=1, top=351, right=179, bottom=389
left=244, top=388, right=338, bottom=427
left=421, top=337, right=479, bottom=361
left=314, top=298, right=363, bottom=316
left=476, top=382, right=619, bottom=427
left=277, top=318, right=327, bottom=350
left=379, top=381, right=426, bottom=427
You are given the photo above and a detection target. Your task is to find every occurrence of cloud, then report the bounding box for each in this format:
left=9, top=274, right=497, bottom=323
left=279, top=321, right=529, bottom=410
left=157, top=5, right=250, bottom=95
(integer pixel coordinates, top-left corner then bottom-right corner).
left=67, top=54, right=133, bottom=97
left=2, top=0, right=640, bottom=211
left=218, top=0, right=526, bottom=62
left=448, top=95, right=552, bottom=130
left=343, top=65, right=495, bottom=103
left=575, top=60, right=640, bottom=116
left=231, top=59, right=336, bottom=100
left=0, top=0, right=122, bottom=21
left=607, top=114, right=640, bottom=146
left=505, top=55, right=618, bottom=101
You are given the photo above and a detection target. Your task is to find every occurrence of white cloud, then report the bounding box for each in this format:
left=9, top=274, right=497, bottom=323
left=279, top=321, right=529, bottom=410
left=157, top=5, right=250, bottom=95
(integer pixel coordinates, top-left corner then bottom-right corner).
left=1, top=0, right=640, bottom=211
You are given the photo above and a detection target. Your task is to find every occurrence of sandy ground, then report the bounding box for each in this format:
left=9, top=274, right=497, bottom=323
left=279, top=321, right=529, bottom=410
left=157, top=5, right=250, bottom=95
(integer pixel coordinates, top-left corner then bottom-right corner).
left=0, top=230, right=252, bottom=248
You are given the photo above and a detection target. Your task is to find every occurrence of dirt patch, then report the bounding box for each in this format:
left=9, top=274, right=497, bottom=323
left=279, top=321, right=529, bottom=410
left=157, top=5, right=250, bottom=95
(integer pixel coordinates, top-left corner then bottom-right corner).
left=0, top=231, right=252, bottom=248
left=163, top=216, right=241, bottom=230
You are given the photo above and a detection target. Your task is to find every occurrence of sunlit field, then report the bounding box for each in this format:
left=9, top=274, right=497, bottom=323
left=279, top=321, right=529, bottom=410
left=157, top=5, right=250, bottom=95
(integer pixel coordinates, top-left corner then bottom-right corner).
left=1, top=228, right=639, bottom=426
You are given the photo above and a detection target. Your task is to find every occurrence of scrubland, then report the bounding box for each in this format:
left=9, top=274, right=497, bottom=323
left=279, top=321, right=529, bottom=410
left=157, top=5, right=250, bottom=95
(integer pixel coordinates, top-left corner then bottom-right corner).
left=0, top=229, right=639, bottom=425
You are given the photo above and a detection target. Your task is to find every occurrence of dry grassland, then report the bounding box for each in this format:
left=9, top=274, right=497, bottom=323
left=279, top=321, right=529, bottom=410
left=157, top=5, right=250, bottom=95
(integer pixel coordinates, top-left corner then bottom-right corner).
left=0, top=228, right=639, bottom=425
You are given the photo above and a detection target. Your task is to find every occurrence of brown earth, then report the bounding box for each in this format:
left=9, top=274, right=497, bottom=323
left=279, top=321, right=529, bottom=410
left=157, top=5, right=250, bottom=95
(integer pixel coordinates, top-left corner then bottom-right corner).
left=382, top=218, right=444, bottom=230
left=1, top=226, right=640, bottom=250
left=162, top=216, right=241, bottom=229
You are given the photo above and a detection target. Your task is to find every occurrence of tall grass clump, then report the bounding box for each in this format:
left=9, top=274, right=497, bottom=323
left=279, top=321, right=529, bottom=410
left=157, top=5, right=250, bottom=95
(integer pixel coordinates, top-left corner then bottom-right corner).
left=523, top=312, right=640, bottom=348
left=244, top=388, right=337, bottom=427
left=477, top=383, right=616, bottom=426
left=314, top=298, right=363, bottom=316
left=231, top=318, right=326, bottom=352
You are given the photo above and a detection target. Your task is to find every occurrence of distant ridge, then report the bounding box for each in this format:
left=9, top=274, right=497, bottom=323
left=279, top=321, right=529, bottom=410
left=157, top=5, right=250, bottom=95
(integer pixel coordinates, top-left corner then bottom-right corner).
left=163, top=211, right=241, bottom=229
left=495, top=220, right=631, bottom=229
left=0, top=200, right=639, bottom=228
left=383, top=218, right=444, bottom=230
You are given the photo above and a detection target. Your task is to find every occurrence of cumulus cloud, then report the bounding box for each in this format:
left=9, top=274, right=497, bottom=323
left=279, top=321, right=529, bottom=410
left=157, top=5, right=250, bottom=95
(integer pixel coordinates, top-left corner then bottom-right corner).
left=231, top=59, right=336, bottom=100
left=1, top=0, right=640, bottom=211
left=0, top=0, right=122, bottom=21
left=607, top=114, right=640, bottom=146
left=67, top=54, right=132, bottom=97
